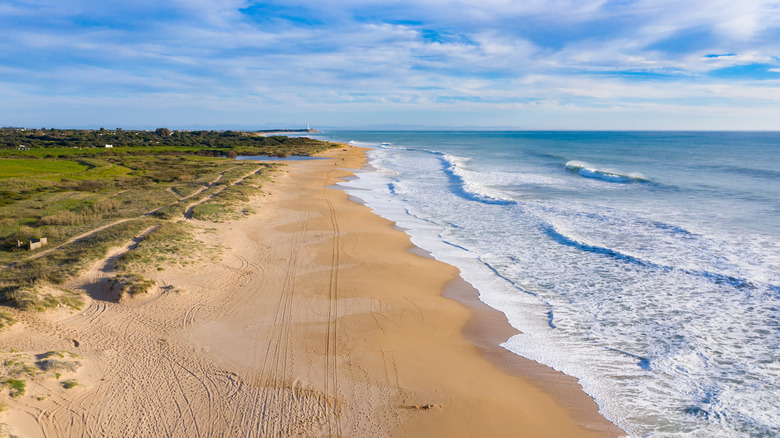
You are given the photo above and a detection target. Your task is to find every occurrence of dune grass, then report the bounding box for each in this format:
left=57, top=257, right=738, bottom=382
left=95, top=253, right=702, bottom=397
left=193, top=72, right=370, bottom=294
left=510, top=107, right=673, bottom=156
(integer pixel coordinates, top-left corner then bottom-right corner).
left=61, top=379, right=79, bottom=389
left=110, top=274, right=156, bottom=299
left=0, top=134, right=337, bottom=311
left=3, top=379, right=25, bottom=398
left=116, top=222, right=219, bottom=273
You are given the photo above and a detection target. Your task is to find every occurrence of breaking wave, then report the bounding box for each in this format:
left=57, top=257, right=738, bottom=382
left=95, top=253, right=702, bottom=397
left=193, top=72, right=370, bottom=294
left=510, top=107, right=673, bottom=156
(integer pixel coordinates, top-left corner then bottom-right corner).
left=565, top=160, right=650, bottom=183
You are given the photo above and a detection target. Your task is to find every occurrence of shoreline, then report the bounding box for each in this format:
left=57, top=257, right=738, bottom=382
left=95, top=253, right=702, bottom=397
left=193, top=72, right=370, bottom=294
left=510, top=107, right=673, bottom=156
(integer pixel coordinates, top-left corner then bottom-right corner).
left=337, top=147, right=623, bottom=436
left=0, top=146, right=623, bottom=436
left=442, top=277, right=621, bottom=433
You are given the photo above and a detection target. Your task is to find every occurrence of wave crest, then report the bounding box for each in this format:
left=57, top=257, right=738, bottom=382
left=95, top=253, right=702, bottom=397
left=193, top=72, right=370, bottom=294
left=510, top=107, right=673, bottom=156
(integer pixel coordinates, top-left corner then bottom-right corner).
left=544, top=224, right=761, bottom=290
left=565, top=160, right=649, bottom=183
left=440, top=154, right=517, bottom=205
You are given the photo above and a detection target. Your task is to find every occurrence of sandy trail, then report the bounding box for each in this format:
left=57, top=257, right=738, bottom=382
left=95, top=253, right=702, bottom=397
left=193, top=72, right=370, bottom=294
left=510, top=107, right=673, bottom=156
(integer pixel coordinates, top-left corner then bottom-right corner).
left=181, top=166, right=262, bottom=220
left=0, top=148, right=622, bottom=437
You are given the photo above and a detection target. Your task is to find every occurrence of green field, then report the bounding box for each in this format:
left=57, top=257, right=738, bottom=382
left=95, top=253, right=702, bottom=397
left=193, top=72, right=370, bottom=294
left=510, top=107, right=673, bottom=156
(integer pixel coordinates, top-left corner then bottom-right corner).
left=0, top=159, right=90, bottom=179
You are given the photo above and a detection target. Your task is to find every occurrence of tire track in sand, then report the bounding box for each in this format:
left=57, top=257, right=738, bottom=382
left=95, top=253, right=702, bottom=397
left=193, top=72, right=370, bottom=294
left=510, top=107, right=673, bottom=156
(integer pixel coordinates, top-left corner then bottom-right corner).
left=223, top=190, right=312, bottom=437
left=323, top=169, right=343, bottom=437
left=256, top=202, right=310, bottom=436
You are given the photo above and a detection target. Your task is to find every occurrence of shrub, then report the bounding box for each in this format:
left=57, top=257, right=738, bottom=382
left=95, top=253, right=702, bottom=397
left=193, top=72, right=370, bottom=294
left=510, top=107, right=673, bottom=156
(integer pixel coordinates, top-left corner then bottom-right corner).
left=36, top=359, right=80, bottom=372
left=3, top=379, right=25, bottom=397
left=76, top=180, right=105, bottom=192
left=110, top=274, right=156, bottom=298
left=86, top=198, right=120, bottom=215
left=39, top=210, right=81, bottom=226
left=0, top=311, right=16, bottom=330
left=1, top=284, right=84, bottom=311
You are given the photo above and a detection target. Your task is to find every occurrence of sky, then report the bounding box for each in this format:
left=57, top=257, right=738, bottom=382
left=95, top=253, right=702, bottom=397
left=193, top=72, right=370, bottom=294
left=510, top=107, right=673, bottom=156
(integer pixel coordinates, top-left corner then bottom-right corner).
left=1, top=0, right=780, bottom=130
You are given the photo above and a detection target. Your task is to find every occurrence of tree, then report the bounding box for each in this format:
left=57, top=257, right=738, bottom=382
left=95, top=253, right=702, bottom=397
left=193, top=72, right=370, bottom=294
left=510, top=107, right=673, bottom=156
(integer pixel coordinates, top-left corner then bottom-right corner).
left=155, top=128, right=171, bottom=137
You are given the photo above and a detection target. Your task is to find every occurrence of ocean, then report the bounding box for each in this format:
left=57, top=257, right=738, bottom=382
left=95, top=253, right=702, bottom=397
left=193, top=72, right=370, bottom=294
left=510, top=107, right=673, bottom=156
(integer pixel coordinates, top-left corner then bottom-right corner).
left=312, top=131, right=779, bottom=437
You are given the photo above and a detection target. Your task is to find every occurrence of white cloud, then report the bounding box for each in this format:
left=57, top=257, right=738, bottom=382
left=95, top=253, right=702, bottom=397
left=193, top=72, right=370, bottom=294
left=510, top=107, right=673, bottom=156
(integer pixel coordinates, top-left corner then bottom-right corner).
left=2, top=0, right=780, bottom=128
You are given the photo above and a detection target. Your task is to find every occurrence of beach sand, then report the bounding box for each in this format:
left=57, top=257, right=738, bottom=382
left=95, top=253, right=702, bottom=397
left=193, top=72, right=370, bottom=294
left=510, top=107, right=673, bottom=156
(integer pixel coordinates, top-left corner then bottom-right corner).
left=0, top=147, right=623, bottom=437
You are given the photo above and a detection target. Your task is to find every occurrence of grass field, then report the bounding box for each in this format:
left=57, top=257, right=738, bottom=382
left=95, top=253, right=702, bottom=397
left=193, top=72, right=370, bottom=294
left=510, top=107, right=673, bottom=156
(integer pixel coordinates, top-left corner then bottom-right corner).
left=0, top=159, right=90, bottom=179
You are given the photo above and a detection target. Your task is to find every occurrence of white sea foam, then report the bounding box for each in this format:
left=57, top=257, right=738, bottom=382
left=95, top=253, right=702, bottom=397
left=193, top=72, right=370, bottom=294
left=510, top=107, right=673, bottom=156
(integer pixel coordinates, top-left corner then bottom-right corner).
left=440, top=154, right=518, bottom=204
left=335, top=134, right=780, bottom=437
left=565, top=160, right=649, bottom=183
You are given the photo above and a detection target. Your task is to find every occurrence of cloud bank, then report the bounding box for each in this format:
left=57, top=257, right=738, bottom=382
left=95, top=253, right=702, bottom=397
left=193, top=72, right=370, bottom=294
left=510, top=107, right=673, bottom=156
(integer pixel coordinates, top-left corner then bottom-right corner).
left=1, top=0, right=779, bottom=129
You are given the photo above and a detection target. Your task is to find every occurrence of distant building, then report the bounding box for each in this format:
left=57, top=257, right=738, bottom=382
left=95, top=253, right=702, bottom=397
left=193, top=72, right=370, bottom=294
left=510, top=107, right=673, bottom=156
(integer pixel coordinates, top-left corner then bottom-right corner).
left=105, top=144, right=113, bottom=148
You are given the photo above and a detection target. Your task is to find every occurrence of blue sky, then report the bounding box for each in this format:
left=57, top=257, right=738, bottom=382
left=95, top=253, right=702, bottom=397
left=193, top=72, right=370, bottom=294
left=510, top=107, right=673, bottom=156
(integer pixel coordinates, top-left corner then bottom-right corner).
left=1, top=0, right=780, bottom=130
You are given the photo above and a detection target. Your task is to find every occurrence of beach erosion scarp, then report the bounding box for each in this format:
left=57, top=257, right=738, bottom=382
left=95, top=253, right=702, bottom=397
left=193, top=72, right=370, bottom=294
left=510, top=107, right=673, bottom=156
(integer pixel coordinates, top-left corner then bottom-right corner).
left=0, top=147, right=622, bottom=437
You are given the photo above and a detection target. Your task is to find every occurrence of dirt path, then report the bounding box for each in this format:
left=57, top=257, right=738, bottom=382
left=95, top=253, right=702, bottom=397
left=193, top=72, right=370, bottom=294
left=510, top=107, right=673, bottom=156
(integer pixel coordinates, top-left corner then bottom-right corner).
left=181, top=167, right=261, bottom=220
left=17, top=218, right=138, bottom=264
left=177, top=166, right=234, bottom=202
left=166, top=187, right=183, bottom=199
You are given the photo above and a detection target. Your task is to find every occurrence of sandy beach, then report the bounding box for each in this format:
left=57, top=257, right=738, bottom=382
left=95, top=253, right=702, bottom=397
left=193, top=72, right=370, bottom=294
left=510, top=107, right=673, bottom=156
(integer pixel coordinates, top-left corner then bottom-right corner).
left=0, top=147, right=623, bottom=437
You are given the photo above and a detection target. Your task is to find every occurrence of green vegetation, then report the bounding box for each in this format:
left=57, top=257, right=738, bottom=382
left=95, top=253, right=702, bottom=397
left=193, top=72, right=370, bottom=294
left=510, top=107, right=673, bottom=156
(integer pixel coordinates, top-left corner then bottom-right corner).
left=2, top=379, right=25, bottom=398
left=0, top=350, right=81, bottom=401
left=1, top=127, right=338, bottom=157
left=170, top=182, right=203, bottom=198
left=0, top=217, right=155, bottom=309
left=61, top=379, right=79, bottom=389
left=0, top=128, right=338, bottom=310
left=39, top=350, right=78, bottom=360
left=0, top=159, right=89, bottom=179
left=1, top=285, right=83, bottom=312
left=36, top=359, right=79, bottom=373
left=109, top=273, right=156, bottom=298
left=36, top=351, right=80, bottom=374
left=0, top=350, right=83, bottom=400
left=0, top=312, right=14, bottom=331
left=191, top=184, right=263, bottom=221
left=1, top=357, right=37, bottom=379
left=191, top=167, right=275, bottom=222
left=116, top=222, right=219, bottom=272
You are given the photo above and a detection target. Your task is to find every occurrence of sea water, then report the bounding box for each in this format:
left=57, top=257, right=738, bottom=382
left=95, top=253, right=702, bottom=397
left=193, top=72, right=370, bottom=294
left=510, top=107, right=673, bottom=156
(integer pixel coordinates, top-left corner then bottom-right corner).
left=313, top=131, right=779, bottom=437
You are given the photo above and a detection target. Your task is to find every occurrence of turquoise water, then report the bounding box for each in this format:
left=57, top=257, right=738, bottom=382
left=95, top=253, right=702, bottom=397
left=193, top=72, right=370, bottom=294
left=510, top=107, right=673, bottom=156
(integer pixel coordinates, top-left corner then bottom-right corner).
left=313, top=131, right=779, bottom=437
